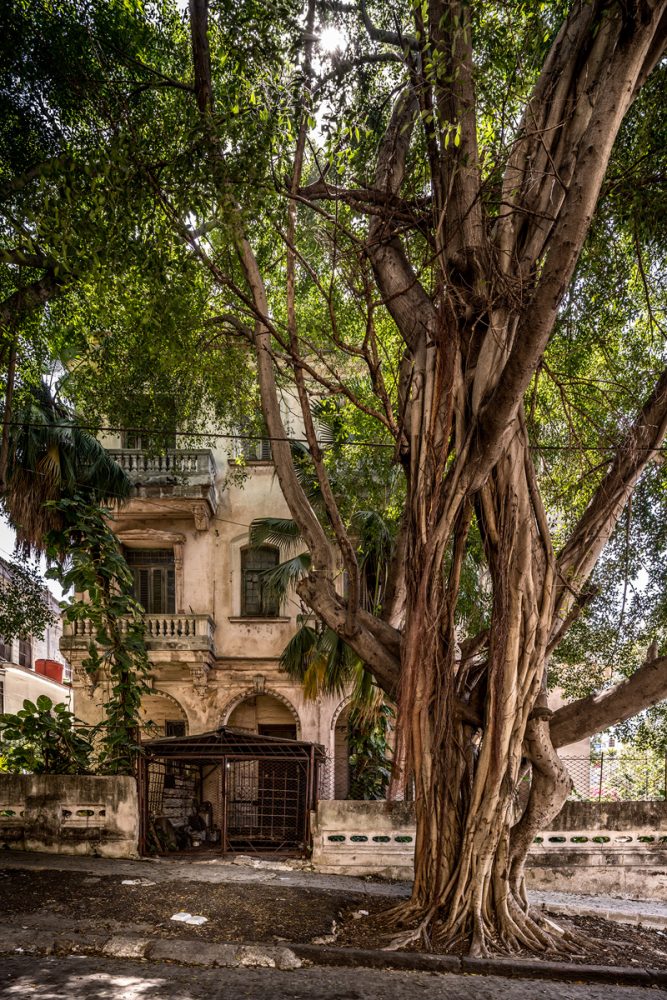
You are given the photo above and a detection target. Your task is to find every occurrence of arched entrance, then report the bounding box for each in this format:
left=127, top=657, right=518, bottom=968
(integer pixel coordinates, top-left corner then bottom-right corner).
left=139, top=691, right=188, bottom=738
left=226, top=692, right=300, bottom=741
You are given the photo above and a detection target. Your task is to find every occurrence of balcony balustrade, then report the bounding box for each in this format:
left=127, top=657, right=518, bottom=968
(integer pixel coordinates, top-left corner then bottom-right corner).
left=63, top=614, right=215, bottom=652
left=106, top=448, right=217, bottom=524
left=107, top=448, right=216, bottom=487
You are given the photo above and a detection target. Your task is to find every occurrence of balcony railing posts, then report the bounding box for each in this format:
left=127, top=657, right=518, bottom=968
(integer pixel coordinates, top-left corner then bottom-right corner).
left=65, top=614, right=214, bottom=648
left=106, top=448, right=216, bottom=486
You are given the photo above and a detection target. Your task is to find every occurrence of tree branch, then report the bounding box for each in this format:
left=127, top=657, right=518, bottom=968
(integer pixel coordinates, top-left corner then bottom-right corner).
left=188, top=0, right=213, bottom=113
left=550, top=655, right=667, bottom=749
left=553, top=364, right=667, bottom=631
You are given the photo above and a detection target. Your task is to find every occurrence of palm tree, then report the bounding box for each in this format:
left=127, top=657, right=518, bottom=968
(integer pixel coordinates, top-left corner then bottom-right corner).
left=2, top=381, right=131, bottom=554
left=249, top=509, right=394, bottom=724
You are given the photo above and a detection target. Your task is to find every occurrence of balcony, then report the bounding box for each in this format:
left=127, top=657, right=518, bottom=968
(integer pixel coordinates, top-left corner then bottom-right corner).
left=63, top=614, right=216, bottom=654
left=106, top=448, right=217, bottom=526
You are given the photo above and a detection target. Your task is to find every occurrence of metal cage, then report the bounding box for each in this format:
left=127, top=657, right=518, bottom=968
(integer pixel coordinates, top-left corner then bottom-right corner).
left=137, top=726, right=324, bottom=857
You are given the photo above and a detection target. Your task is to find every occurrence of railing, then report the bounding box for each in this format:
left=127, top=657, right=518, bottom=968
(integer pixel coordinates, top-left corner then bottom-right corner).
left=65, top=614, right=215, bottom=647
left=144, top=615, right=214, bottom=643
left=106, top=448, right=216, bottom=484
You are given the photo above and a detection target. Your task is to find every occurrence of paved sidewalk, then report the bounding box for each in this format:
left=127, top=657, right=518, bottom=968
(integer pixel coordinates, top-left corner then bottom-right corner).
left=1, top=850, right=666, bottom=927
left=1, top=852, right=666, bottom=988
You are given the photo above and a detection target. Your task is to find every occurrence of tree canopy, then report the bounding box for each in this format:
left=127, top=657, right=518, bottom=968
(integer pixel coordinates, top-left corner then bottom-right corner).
left=1, top=0, right=667, bottom=956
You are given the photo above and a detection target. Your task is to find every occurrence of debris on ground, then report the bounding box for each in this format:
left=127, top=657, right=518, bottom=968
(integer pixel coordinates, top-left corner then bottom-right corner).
left=170, top=912, right=208, bottom=925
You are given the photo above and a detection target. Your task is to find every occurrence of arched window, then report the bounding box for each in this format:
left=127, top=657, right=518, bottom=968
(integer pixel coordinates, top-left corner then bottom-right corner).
left=241, top=546, right=279, bottom=617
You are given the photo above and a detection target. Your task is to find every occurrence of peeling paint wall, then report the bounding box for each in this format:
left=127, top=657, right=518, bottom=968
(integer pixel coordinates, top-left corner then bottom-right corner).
left=311, top=799, right=667, bottom=899
left=0, top=775, right=138, bottom=858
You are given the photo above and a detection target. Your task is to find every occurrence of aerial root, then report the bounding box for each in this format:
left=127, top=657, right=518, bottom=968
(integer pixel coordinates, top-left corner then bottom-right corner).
left=383, top=898, right=431, bottom=930
left=384, top=911, right=436, bottom=952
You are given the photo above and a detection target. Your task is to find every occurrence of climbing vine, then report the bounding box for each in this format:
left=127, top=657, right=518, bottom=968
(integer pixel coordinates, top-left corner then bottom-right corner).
left=46, top=495, right=150, bottom=774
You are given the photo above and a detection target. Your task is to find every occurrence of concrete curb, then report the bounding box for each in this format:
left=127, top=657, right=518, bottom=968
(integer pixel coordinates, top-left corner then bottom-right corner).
left=1, top=927, right=665, bottom=986
left=291, top=943, right=667, bottom=986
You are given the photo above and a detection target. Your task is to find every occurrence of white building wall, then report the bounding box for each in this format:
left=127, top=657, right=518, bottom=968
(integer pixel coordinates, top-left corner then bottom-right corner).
left=0, top=664, right=73, bottom=715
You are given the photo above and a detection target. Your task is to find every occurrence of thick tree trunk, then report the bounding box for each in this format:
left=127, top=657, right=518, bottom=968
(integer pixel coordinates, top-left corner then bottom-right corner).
left=393, top=433, right=572, bottom=955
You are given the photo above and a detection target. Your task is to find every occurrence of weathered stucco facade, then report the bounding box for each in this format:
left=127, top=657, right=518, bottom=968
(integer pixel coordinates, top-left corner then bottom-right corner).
left=62, top=436, right=349, bottom=789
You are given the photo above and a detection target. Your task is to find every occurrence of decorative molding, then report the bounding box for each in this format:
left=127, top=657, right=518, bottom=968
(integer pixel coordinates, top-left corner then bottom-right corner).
left=189, top=665, right=210, bottom=696
left=220, top=686, right=301, bottom=736
left=330, top=694, right=354, bottom=731
left=193, top=503, right=210, bottom=532
left=116, top=528, right=186, bottom=547
left=149, top=687, right=190, bottom=728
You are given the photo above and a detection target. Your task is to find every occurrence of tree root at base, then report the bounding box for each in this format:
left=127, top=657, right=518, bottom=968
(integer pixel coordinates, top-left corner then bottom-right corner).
left=380, top=895, right=588, bottom=959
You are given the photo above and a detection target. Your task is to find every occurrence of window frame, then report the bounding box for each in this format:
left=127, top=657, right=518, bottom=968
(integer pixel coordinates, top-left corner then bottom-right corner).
left=124, top=548, right=176, bottom=615
left=17, top=638, right=32, bottom=669
left=241, top=545, right=280, bottom=618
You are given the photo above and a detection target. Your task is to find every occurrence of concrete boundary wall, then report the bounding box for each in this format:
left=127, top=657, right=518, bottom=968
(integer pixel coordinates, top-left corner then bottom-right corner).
left=312, top=800, right=667, bottom=898
left=0, top=774, right=139, bottom=858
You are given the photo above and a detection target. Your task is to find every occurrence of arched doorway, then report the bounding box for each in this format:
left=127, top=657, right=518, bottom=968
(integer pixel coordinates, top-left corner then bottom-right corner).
left=227, top=692, right=299, bottom=741
left=139, top=692, right=188, bottom=738
left=223, top=692, right=304, bottom=850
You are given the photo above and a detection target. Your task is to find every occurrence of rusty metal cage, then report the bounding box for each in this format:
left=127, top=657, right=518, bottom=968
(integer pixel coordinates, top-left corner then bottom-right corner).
left=137, top=726, right=324, bottom=857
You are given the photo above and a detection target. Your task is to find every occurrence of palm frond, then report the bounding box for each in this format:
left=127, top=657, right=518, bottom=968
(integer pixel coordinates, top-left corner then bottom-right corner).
left=309, top=628, right=361, bottom=698
left=259, top=552, right=311, bottom=603
left=349, top=666, right=387, bottom=728
left=278, top=624, right=319, bottom=683
left=3, top=382, right=131, bottom=554
left=311, top=399, right=339, bottom=448
left=249, top=517, right=304, bottom=553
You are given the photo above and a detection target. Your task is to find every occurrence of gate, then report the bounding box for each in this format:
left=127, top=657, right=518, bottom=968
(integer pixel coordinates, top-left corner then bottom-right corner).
left=225, top=756, right=309, bottom=851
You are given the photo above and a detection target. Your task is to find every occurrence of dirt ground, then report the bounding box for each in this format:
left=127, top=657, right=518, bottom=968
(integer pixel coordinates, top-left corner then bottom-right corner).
left=1, top=868, right=666, bottom=970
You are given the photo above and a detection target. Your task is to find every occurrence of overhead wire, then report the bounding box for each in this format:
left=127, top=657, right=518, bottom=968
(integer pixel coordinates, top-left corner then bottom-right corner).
left=7, top=420, right=667, bottom=453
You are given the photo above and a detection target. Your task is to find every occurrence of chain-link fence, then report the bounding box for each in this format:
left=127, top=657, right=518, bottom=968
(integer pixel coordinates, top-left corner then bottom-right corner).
left=318, top=751, right=667, bottom=803
left=563, top=753, right=667, bottom=801
left=317, top=753, right=395, bottom=801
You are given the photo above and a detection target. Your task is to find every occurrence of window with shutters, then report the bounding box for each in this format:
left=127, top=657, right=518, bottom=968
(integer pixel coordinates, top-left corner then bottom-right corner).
left=239, top=417, right=272, bottom=463
left=18, top=638, right=32, bottom=669
left=0, top=637, right=11, bottom=662
left=124, top=549, right=175, bottom=614
left=241, top=435, right=272, bottom=462
left=241, top=546, right=279, bottom=617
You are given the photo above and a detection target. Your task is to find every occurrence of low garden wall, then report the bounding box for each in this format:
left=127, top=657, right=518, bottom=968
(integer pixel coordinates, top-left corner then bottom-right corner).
left=311, top=799, right=667, bottom=899
left=0, top=774, right=139, bottom=858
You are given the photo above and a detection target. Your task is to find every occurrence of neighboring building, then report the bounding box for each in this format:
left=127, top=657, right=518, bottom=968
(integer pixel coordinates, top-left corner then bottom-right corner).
left=0, top=559, right=72, bottom=715
left=62, top=431, right=349, bottom=796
